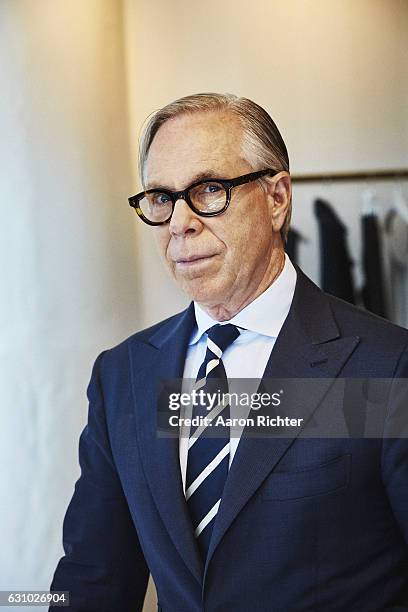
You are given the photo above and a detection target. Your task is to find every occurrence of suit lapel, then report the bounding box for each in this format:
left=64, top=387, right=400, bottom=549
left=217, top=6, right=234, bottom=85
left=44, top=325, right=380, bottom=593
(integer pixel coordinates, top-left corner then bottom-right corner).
left=129, top=304, right=204, bottom=585
left=203, top=268, right=360, bottom=580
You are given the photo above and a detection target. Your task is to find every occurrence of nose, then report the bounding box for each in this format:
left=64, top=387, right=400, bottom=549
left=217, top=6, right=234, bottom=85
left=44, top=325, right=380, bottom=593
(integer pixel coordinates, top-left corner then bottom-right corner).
left=168, top=196, right=202, bottom=236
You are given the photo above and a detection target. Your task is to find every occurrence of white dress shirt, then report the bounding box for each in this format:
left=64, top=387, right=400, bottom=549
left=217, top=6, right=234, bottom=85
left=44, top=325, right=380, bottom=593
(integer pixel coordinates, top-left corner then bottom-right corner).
left=179, top=253, right=297, bottom=494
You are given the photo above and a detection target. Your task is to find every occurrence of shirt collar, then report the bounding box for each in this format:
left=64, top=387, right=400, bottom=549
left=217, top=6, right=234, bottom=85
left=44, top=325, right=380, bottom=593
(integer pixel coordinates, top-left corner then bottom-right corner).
left=189, top=253, right=297, bottom=345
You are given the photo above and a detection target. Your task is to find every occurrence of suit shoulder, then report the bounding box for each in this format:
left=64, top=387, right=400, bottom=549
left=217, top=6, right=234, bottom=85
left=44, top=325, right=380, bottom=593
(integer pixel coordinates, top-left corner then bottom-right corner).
left=296, top=267, right=408, bottom=350
left=326, top=292, right=408, bottom=348
left=97, top=308, right=189, bottom=365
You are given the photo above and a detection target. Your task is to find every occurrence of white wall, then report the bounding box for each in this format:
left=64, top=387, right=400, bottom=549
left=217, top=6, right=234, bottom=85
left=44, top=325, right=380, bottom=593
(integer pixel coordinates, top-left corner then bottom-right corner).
left=0, top=0, right=140, bottom=607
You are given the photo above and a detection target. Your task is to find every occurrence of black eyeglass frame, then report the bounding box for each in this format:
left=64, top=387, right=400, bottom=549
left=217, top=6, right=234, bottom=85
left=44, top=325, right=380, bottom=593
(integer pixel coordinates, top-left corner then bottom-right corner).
left=128, top=168, right=278, bottom=226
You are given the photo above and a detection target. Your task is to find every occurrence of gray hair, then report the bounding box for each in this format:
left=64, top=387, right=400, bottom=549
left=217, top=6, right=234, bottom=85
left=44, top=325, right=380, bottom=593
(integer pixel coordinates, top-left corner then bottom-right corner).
left=138, top=93, right=291, bottom=242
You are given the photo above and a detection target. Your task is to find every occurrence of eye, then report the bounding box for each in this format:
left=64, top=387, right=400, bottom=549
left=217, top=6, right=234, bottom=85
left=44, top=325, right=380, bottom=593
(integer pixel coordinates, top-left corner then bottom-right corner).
left=153, top=193, right=171, bottom=206
left=204, top=183, right=222, bottom=193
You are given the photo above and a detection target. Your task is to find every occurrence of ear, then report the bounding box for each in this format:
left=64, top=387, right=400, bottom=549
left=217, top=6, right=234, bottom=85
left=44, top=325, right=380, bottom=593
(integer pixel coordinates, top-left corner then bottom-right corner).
left=264, top=171, right=292, bottom=233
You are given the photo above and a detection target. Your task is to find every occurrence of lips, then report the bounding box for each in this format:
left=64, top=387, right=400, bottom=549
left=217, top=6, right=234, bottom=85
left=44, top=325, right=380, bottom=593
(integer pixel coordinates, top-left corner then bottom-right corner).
left=173, top=253, right=217, bottom=267
left=175, top=254, right=214, bottom=263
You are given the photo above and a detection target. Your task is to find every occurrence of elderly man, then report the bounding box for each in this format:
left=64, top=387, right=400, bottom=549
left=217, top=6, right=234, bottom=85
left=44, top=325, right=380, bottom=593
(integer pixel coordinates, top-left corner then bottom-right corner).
left=50, top=94, right=408, bottom=611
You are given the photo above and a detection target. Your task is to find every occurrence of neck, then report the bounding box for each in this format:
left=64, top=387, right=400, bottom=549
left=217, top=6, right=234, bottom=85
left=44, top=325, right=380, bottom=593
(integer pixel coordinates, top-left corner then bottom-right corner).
left=199, top=248, right=286, bottom=322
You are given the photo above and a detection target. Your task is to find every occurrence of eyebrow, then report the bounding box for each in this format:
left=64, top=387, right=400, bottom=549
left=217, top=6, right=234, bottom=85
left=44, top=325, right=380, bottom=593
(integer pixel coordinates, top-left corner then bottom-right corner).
left=145, top=169, right=223, bottom=191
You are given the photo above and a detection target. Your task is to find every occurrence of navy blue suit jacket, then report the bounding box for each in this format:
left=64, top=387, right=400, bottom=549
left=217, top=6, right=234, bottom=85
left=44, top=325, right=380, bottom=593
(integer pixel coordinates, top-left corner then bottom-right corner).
left=50, top=266, right=408, bottom=611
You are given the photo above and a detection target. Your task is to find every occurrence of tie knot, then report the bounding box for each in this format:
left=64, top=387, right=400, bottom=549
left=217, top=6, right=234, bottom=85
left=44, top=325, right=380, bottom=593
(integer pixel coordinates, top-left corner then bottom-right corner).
left=206, top=323, right=240, bottom=354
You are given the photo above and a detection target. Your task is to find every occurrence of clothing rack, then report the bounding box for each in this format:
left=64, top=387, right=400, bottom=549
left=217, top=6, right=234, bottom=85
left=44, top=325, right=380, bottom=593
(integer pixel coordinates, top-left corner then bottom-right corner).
left=291, top=168, right=408, bottom=183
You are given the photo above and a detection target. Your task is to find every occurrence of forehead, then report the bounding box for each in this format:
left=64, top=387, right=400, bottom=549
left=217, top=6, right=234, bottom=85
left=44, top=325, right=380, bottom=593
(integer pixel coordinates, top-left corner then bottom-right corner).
left=144, top=111, right=250, bottom=190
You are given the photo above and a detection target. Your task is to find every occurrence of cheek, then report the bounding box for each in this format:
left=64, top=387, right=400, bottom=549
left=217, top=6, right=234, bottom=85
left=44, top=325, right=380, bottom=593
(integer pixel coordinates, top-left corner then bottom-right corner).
left=154, top=230, right=172, bottom=264
left=226, top=204, right=271, bottom=266
left=213, top=229, right=248, bottom=281
left=225, top=206, right=263, bottom=250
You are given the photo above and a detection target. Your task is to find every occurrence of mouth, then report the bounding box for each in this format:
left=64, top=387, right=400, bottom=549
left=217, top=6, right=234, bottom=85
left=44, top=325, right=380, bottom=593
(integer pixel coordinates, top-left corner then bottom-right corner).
left=174, top=254, right=217, bottom=268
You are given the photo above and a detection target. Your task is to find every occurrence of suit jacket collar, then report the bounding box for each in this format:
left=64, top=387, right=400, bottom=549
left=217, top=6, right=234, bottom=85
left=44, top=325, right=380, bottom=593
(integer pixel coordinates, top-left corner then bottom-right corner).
left=146, top=263, right=340, bottom=350
left=128, top=265, right=360, bottom=588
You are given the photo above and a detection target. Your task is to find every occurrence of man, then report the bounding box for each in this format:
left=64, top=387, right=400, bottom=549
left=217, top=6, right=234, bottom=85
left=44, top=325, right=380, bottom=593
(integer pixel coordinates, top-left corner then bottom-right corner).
left=50, top=93, right=408, bottom=611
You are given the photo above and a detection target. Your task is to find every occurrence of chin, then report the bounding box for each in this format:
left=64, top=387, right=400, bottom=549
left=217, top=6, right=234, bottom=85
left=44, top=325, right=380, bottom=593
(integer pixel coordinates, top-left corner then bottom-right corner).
left=181, top=279, right=226, bottom=306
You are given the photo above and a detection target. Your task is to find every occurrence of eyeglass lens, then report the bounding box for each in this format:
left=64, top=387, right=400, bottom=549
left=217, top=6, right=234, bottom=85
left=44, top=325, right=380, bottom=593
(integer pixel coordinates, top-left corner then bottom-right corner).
left=138, top=181, right=227, bottom=222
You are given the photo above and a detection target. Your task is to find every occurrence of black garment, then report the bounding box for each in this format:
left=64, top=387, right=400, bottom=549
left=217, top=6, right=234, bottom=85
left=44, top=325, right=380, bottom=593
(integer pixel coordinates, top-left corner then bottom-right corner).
left=314, top=198, right=356, bottom=304
left=361, top=213, right=387, bottom=318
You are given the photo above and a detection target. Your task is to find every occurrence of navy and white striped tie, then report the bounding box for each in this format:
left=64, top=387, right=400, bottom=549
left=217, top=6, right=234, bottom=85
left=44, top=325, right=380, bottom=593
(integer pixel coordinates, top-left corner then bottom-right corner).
left=185, top=323, right=240, bottom=559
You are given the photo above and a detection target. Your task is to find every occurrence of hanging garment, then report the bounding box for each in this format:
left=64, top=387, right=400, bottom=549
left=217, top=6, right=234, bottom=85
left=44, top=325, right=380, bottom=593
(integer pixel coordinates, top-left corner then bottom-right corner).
left=384, top=208, right=408, bottom=328
left=314, top=198, right=356, bottom=304
left=361, top=212, right=387, bottom=318
left=286, top=227, right=302, bottom=265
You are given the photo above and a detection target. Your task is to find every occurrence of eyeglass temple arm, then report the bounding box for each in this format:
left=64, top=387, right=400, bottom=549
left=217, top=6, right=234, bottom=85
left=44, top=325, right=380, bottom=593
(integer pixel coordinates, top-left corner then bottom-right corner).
left=230, top=169, right=277, bottom=188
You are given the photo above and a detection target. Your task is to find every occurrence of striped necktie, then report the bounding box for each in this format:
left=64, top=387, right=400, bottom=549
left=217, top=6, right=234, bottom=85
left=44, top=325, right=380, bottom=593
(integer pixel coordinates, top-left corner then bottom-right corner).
left=185, top=323, right=240, bottom=559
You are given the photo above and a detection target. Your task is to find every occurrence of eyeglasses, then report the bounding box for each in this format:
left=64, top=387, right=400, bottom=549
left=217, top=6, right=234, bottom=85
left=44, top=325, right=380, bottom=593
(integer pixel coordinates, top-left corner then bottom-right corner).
left=128, top=168, right=278, bottom=226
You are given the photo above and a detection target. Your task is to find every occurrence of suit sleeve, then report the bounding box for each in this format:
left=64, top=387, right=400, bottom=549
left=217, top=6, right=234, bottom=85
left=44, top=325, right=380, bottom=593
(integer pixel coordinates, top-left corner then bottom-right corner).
left=49, top=351, right=150, bottom=612
left=381, top=345, right=408, bottom=547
